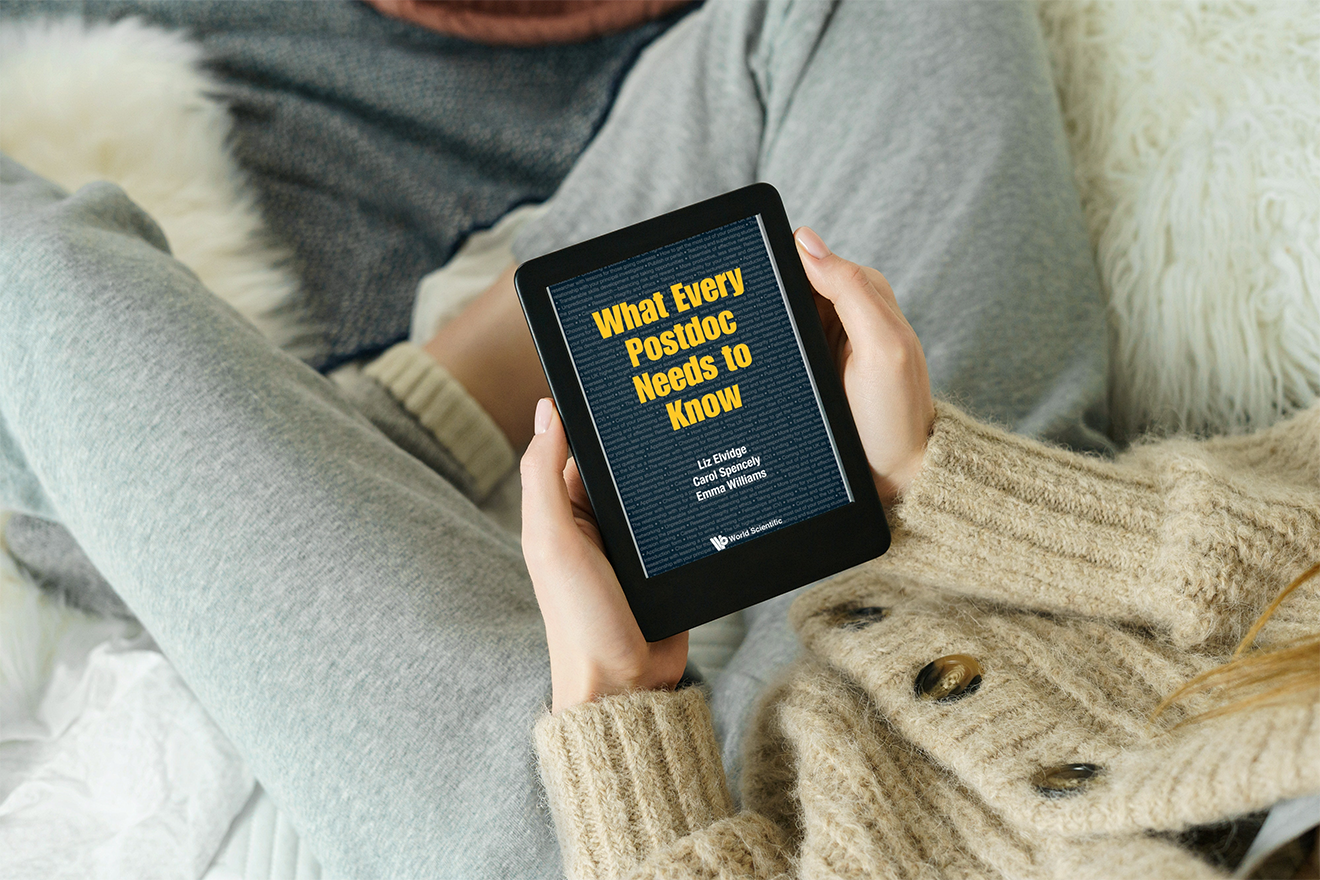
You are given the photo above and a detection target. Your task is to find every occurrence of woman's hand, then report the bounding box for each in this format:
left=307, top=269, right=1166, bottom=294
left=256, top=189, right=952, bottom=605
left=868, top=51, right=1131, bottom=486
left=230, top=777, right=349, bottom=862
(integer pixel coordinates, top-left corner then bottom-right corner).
left=794, top=227, right=934, bottom=504
left=521, top=398, right=689, bottom=713
left=519, top=230, right=930, bottom=711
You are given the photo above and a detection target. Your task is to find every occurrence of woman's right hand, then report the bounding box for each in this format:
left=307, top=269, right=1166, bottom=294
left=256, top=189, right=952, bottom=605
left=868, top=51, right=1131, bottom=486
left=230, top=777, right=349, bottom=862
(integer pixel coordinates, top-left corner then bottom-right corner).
left=521, top=399, right=690, bottom=714
left=794, top=227, right=935, bottom=505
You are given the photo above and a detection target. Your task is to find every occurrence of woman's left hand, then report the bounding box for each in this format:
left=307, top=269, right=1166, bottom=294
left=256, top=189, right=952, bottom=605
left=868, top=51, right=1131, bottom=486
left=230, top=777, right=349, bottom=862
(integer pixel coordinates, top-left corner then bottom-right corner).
left=521, top=398, right=689, bottom=713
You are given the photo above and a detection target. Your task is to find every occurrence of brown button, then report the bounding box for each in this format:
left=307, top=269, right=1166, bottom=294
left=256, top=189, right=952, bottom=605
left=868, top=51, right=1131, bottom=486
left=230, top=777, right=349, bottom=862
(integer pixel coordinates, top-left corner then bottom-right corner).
left=836, top=605, right=887, bottom=630
left=914, top=654, right=983, bottom=702
left=1032, top=763, right=1102, bottom=797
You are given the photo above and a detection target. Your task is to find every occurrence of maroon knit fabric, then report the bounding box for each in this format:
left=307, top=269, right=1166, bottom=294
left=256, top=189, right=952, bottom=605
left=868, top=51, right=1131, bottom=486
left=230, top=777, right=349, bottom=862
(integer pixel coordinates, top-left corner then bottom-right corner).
left=363, top=0, right=695, bottom=46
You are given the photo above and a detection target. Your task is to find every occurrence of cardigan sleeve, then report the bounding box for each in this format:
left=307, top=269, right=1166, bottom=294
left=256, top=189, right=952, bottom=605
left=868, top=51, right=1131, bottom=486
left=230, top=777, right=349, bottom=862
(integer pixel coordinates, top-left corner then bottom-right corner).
left=882, top=401, right=1320, bottom=647
left=534, top=687, right=792, bottom=880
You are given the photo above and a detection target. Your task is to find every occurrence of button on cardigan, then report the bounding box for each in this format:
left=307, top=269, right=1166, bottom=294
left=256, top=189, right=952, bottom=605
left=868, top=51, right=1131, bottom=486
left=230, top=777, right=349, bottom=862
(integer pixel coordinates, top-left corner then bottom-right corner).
left=533, top=401, right=1320, bottom=880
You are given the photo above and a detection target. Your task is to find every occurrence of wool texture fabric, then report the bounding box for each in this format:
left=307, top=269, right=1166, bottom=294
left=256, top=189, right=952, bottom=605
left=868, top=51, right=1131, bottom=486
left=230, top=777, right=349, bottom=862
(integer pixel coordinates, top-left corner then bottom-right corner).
left=534, top=401, right=1320, bottom=880
left=362, top=342, right=514, bottom=500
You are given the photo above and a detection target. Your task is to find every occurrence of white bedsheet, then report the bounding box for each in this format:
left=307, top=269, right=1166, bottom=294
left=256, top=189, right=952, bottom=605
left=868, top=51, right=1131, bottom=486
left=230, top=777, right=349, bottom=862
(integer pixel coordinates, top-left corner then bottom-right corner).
left=0, top=542, right=253, bottom=880
left=203, top=787, right=327, bottom=880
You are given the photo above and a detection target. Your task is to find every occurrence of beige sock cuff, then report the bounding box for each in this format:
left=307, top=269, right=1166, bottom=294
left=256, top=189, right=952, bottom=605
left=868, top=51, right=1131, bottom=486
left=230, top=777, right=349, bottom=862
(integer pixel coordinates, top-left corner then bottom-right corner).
left=363, top=342, right=514, bottom=499
left=533, top=687, right=734, bottom=880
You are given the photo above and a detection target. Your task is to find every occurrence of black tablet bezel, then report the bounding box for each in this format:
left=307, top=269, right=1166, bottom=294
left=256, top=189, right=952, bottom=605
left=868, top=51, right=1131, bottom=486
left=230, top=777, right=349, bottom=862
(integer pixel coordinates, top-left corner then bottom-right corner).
left=515, top=183, right=889, bottom=641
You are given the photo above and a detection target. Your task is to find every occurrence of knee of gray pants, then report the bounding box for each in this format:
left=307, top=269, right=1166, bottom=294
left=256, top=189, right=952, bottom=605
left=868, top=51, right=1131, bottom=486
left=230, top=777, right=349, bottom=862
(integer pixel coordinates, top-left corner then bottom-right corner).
left=0, top=157, right=183, bottom=520
left=1, top=156, right=171, bottom=263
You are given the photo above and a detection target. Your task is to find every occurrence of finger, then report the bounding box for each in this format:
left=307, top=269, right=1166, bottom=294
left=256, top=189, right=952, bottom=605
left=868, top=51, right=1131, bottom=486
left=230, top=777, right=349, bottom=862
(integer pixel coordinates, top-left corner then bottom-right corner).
left=813, top=290, right=843, bottom=342
left=859, top=264, right=901, bottom=311
left=520, top=399, right=576, bottom=552
left=795, top=227, right=908, bottom=341
left=563, top=456, right=594, bottom=521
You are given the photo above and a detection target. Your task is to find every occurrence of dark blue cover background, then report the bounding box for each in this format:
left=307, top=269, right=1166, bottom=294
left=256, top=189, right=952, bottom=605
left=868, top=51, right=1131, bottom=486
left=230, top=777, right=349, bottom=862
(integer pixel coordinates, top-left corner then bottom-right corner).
left=550, top=216, right=849, bottom=576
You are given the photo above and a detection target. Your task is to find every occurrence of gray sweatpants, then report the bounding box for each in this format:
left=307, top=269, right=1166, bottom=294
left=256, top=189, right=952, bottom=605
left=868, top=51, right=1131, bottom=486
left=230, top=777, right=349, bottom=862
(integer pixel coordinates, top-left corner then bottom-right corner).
left=0, top=3, right=1106, bottom=878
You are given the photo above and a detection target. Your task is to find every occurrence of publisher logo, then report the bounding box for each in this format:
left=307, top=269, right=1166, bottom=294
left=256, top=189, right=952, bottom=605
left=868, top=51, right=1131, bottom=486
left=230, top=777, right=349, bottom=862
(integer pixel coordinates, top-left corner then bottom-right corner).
left=709, top=535, right=730, bottom=551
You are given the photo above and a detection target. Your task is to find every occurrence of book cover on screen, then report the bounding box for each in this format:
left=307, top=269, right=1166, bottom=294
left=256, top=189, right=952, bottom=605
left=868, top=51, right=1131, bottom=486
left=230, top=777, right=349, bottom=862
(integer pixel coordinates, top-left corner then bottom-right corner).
left=548, top=215, right=852, bottom=577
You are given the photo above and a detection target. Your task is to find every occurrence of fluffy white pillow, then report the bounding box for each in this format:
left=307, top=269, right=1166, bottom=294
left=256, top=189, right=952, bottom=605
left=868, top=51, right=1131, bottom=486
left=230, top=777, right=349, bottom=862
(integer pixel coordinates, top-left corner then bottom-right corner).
left=1039, top=1, right=1320, bottom=440
left=0, top=17, right=306, bottom=355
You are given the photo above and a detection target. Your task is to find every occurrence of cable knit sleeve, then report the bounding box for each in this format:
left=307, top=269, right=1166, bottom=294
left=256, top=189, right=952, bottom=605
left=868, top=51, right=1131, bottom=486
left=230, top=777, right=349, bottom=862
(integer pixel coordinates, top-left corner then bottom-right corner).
left=883, top=401, right=1320, bottom=647
left=533, top=687, right=792, bottom=880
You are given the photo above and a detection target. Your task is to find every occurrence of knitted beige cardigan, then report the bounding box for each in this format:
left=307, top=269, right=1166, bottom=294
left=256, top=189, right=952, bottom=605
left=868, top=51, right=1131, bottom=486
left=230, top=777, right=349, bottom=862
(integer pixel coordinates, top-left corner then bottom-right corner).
left=533, top=401, right=1320, bottom=880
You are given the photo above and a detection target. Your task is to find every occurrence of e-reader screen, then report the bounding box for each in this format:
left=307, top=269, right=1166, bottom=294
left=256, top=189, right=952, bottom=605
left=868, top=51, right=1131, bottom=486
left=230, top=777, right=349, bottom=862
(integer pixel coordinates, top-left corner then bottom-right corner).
left=546, top=215, right=852, bottom=578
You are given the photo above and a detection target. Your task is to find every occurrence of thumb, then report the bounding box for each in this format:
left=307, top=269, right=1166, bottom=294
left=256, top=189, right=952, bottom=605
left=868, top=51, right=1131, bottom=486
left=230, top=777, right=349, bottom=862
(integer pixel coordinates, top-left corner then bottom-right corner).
left=794, top=226, right=902, bottom=344
left=520, top=399, right=574, bottom=551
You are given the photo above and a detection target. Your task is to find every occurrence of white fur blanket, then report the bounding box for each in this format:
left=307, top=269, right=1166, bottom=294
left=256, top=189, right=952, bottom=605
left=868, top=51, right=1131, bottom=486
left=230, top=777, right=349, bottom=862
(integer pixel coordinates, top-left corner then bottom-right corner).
left=0, top=17, right=305, bottom=353
left=1039, top=1, right=1320, bottom=440
left=2, top=5, right=1319, bottom=879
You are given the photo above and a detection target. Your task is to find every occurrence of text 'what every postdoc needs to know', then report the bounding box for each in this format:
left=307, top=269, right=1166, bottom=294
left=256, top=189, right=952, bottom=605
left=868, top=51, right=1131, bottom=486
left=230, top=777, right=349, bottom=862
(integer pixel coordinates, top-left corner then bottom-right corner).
left=590, top=268, right=755, bottom=431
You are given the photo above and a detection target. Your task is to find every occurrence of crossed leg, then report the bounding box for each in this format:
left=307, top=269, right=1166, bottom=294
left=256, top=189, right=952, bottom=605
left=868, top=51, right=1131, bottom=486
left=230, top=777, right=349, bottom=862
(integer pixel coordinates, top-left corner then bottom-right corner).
left=0, top=158, right=560, bottom=879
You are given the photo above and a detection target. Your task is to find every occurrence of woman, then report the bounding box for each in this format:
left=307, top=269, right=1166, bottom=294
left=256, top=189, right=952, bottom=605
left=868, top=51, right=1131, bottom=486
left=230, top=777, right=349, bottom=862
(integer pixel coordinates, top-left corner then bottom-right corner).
left=520, top=228, right=1320, bottom=879
left=0, top=1, right=1197, bottom=876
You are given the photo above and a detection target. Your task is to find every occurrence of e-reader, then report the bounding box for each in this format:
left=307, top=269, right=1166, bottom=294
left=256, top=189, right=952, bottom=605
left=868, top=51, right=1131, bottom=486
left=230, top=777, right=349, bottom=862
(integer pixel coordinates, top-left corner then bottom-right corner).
left=515, top=183, right=889, bottom=641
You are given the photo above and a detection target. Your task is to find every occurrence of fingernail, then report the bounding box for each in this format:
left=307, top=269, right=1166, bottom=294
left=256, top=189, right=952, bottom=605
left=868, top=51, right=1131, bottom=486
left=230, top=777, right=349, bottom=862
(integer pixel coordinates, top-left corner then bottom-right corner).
left=534, top=398, right=552, bottom=434
left=795, top=227, right=830, bottom=259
